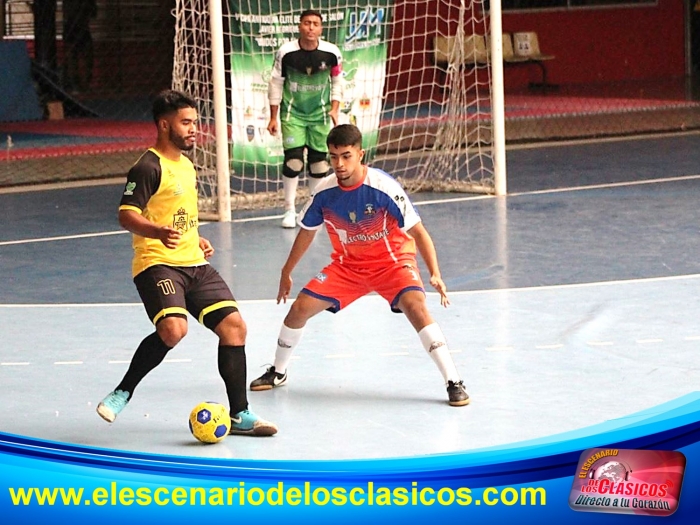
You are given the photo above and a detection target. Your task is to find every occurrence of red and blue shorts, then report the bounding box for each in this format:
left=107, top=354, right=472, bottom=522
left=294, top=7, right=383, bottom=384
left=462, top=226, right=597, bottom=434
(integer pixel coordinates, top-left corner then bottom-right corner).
left=301, top=259, right=425, bottom=313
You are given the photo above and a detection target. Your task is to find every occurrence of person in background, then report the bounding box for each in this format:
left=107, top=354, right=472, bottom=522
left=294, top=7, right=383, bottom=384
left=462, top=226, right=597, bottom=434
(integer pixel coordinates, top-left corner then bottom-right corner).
left=62, top=0, right=97, bottom=92
left=267, top=9, right=343, bottom=228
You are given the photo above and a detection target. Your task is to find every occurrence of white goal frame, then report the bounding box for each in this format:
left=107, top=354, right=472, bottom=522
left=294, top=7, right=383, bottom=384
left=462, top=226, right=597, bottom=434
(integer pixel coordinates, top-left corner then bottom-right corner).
left=178, top=0, right=506, bottom=222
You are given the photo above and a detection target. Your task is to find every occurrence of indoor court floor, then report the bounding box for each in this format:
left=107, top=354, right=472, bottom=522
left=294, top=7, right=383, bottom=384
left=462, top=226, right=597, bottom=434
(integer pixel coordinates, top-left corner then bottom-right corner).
left=1, top=132, right=700, bottom=460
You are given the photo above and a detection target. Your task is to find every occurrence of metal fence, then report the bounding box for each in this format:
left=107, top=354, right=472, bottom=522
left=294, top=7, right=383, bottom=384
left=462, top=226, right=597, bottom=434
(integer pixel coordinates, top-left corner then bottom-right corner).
left=1, top=0, right=699, bottom=193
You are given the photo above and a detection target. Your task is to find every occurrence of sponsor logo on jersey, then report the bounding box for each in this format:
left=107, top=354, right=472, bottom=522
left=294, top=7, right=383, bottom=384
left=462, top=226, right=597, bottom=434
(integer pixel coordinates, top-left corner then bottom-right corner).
left=123, top=182, right=136, bottom=196
left=349, top=210, right=357, bottom=223
left=290, top=81, right=325, bottom=93
left=314, top=272, right=327, bottom=283
left=174, top=207, right=188, bottom=232
left=364, top=203, right=375, bottom=215
left=346, top=228, right=389, bottom=244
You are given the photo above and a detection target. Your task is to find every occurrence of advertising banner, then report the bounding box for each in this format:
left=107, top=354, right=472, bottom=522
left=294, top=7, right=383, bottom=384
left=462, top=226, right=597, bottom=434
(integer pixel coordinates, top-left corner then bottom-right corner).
left=229, top=1, right=392, bottom=175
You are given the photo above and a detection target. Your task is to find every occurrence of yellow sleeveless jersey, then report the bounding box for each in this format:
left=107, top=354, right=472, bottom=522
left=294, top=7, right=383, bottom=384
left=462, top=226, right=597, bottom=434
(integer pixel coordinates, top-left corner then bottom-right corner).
left=119, top=148, right=206, bottom=277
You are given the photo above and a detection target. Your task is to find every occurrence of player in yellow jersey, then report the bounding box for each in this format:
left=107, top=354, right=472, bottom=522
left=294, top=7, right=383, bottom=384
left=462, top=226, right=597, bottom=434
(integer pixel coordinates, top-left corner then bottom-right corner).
left=97, top=90, right=277, bottom=436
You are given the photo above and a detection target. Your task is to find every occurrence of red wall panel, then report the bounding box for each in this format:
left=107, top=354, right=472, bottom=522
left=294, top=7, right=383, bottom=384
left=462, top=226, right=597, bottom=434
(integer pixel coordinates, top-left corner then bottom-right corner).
left=502, top=1, right=684, bottom=85
left=386, top=0, right=685, bottom=98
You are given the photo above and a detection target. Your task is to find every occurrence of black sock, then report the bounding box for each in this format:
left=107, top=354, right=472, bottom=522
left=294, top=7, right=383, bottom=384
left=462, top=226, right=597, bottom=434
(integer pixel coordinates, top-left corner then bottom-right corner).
left=116, top=332, right=172, bottom=399
left=218, top=345, right=248, bottom=415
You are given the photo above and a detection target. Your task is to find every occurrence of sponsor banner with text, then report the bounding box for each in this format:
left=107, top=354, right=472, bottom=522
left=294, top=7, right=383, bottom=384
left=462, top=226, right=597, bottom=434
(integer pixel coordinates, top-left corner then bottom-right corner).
left=228, top=1, right=392, bottom=175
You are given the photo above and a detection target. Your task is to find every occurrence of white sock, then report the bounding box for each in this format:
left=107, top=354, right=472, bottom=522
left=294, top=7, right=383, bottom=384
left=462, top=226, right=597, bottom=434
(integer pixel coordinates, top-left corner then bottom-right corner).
left=308, top=176, right=323, bottom=196
left=418, top=323, right=460, bottom=384
left=273, top=324, right=304, bottom=373
left=283, top=177, right=299, bottom=211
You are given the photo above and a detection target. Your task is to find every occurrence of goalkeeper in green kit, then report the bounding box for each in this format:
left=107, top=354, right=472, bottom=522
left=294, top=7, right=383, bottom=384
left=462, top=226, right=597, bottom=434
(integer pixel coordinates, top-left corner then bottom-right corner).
left=267, top=9, right=344, bottom=228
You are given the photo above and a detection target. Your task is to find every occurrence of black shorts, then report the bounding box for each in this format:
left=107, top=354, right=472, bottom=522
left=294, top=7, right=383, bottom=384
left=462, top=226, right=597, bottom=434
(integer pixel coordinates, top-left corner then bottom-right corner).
left=134, top=264, right=238, bottom=331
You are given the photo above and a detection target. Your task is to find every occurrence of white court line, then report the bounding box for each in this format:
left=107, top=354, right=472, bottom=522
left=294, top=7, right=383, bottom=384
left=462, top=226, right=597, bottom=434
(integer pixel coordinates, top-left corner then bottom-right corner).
left=3, top=272, right=700, bottom=309
left=0, top=177, right=125, bottom=195
left=507, top=174, right=700, bottom=198
left=4, top=173, right=700, bottom=243
left=0, top=303, right=142, bottom=308
left=1, top=362, right=30, bottom=366
left=0, top=298, right=277, bottom=307
left=443, top=272, right=700, bottom=296
left=231, top=214, right=291, bottom=224
left=108, top=360, right=131, bottom=364
left=684, top=336, right=700, bottom=341
left=0, top=230, right=127, bottom=247
left=410, top=174, right=700, bottom=206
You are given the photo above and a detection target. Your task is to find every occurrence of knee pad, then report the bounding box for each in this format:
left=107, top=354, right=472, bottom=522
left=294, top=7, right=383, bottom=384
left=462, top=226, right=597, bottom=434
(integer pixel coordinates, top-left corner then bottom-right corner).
left=307, top=149, right=330, bottom=178
left=283, top=148, right=305, bottom=178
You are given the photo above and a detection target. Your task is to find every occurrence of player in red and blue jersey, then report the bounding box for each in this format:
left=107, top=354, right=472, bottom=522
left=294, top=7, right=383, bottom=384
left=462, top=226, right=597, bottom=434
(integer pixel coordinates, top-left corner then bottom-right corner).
left=250, top=124, right=469, bottom=406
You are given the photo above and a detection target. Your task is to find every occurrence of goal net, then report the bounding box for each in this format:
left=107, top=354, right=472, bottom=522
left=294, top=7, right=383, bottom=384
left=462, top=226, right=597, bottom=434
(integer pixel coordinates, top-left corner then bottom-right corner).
left=173, top=0, right=496, bottom=215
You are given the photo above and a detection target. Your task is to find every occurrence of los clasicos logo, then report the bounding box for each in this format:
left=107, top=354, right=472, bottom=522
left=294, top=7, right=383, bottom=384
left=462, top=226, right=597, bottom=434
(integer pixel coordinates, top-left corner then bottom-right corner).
left=568, top=448, right=686, bottom=516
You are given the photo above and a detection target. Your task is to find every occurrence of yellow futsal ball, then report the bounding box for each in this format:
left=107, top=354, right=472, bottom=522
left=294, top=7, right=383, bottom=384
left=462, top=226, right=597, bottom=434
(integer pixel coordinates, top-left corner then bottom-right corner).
left=188, top=401, right=231, bottom=444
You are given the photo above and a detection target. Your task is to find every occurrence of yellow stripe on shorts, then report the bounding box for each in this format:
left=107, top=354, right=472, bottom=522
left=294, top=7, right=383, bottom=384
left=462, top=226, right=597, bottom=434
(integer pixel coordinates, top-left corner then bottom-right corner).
left=153, top=307, right=188, bottom=325
left=198, top=300, right=238, bottom=325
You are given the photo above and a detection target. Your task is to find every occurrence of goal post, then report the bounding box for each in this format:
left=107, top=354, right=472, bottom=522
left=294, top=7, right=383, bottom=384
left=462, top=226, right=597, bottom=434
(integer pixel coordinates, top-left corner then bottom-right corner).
left=209, top=0, right=232, bottom=222
left=173, top=0, right=506, bottom=220
left=489, top=0, right=507, bottom=196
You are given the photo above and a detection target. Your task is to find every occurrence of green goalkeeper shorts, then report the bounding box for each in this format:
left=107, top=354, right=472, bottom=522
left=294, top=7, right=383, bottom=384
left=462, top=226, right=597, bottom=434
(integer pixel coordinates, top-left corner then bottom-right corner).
left=281, top=118, right=332, bottom=153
